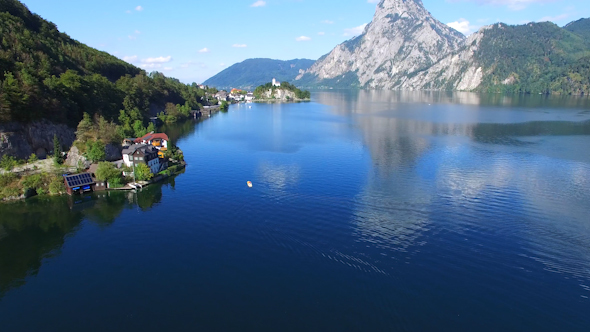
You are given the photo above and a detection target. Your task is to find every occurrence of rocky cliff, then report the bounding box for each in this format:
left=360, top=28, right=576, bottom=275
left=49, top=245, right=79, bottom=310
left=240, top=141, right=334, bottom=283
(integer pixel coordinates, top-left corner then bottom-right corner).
left=296, top=0, right=590, bottom=93
left=0, top=120, right=76, bottom=160
left=297, top=0, right=465, bottom=89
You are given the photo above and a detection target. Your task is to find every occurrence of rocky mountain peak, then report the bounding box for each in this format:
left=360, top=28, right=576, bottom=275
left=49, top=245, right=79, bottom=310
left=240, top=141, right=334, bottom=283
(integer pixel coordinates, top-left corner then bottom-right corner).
left=297, top=0, right=465, bottom=89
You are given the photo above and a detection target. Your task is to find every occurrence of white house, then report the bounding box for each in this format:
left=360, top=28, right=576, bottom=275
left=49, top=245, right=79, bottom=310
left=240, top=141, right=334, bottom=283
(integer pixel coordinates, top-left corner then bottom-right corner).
left=122, top=144, right=162, bottom=174
left=272, top=78, right=281, bottom=87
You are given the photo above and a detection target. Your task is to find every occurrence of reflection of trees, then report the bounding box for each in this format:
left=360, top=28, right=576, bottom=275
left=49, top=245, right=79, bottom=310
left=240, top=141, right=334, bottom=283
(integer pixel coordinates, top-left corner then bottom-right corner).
left=160, top=118, right=205, bottom=143
left=0, top=196, right=84, bottom=297
left=0, top=180, right=171, bottom=298
left=472, top=120, right=590, bottom=145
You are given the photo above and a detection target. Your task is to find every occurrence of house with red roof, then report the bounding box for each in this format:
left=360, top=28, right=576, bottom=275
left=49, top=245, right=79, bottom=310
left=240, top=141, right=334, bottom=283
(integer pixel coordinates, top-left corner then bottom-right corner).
left=134, top=132, right=170, bottom=158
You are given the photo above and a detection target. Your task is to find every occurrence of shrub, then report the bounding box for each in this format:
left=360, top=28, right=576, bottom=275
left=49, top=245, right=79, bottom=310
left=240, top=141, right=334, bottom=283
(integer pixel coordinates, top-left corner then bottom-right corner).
left=1, top=154, right=17, bottom=171
left=135, top=163, right=153, bottom=181
left=36, top=188, right=46, bottom=195
left=49, top=178, right=66, bottom=195
left=21, top=174, right=43, bottom=189
left=85, top=140, right=106, bottom=163
left=95, top=161, right=121, bottom=181
left=0, top=173, right=17, bottom=187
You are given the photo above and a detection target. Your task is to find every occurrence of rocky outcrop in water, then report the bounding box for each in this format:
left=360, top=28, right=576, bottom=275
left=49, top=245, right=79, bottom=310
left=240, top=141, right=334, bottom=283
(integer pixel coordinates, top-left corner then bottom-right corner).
left=258, top=89, right=299, bottom=101
left=0, top=120, right=76, bottom=160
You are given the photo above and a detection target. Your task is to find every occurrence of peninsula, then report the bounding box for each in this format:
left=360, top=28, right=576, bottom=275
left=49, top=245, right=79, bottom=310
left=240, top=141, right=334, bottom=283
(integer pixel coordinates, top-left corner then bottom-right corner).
left=253, top=79, right=311, bottom=102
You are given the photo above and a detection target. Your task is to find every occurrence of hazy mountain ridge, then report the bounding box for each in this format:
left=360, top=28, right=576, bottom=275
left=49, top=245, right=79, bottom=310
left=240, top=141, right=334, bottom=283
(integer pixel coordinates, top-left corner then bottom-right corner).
left=203, top=58, right=315, bottom=90
left=296, top=0, right=590, bottom=94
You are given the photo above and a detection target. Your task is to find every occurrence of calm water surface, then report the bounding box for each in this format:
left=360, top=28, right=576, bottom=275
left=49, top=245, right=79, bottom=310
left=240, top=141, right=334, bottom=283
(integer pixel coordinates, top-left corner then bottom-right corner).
left=1, top=91, right=590, bottom=331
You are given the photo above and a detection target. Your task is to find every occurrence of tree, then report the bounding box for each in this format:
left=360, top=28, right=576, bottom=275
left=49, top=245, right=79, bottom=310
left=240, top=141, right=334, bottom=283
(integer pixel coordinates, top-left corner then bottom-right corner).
left=0, top=154, right=17, bottom=171
left=220, top=100, right=229, bottom=112
left=53, top=134, right=63, bottom=165
left=27, top=153, right=38, bottom=173
left=146, top=122, right=156, bottom=134
left=76, top=112, right=93, bottom=141
left=85, top=140, right=106, bottom=163
left=95, top=161, right=121, bottom=182
left=134, top=163, right=153, bottom=181
left=133, top=120, right=148, bottom=137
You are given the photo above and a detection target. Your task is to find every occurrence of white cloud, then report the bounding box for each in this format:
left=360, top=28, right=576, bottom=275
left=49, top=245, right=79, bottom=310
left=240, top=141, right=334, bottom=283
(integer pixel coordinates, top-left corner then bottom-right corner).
left=321, top=20, right=334, bottom=24
left=318, top=32, right=325, bottom=35
left=135, top=5, right=143, bottom=11
left=220, top=63, right=226, bottom=67
left=447, top=19, right=478, bottom=35
left=125, top=10, right=132, bottom=14
left=232, top=44, right=247, bottom=48
left=198, top=48, right=210, bottom=53
left=139, top=63, right=161, bottom=69
left=296, top=36, right=311, bottom=42
left=123, top=55, right=138, bottom=63
left=163, top=67, right=174, bottom=71
left=343, top=23, right=367, bottom=36
left=367, top=0, right=380, bottom=3
left=135, top=30, right=141, bottom=34
left=128, top=35, right=136, bottom=40
left=250, top=1, right=266, bottom=7
left=142, top=56, right=172, bottom=64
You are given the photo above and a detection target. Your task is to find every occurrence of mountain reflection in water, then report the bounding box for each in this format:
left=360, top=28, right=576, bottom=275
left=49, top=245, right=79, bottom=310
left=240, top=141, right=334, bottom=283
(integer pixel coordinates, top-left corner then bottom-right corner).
left=1, top=91, right=589, bottom=331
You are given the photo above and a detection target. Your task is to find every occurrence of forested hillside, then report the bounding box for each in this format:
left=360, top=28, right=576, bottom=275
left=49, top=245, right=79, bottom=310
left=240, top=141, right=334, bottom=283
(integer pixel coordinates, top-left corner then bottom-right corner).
left=564, top=18, right=590, bottom=41
left=475, top=22, right=590, bottom=94
left=0, top=0, right=206, bottom=134
left=204, top=58, right=315, bottom=90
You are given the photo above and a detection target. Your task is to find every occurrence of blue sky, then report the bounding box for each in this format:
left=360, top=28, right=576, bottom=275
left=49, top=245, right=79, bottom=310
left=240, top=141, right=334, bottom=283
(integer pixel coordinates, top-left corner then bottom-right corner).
left=20, top=0, right=590, bottom=84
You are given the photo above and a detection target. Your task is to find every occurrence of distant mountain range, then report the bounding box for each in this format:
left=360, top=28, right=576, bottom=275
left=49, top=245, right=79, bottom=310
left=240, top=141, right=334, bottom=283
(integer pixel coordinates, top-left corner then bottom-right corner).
left=295, top=0, right=590, bottom=95
left=203, top=58, right=315, bottom=90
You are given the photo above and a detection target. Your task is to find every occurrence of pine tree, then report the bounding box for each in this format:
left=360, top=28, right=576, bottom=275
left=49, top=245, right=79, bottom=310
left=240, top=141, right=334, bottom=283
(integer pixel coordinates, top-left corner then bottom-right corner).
left=53, top=134, right=63, bottom=165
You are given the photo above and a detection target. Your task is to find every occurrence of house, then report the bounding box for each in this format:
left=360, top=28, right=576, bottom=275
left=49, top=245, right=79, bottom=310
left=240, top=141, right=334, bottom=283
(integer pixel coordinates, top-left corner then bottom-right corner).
left=215, top=91, right=228, bottom=102
left=245, top=93, right=255, bottom=101
left=122, top=144, right=163, bottom=174
left=122, top=138, right=136, bottom=147
left=63, top=173, right=96, bottom=195
left=135, top=132, right=169, bottom=149
left=86, top=163, right=107, bottom=191
left=198, top=84, right=206, bottom=89
left=272, top=78, right=281, bottom=87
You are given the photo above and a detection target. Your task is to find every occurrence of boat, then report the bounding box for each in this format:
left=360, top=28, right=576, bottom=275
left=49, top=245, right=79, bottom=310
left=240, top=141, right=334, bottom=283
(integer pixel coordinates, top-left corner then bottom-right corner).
left=247, top=181, right=253, bottom=188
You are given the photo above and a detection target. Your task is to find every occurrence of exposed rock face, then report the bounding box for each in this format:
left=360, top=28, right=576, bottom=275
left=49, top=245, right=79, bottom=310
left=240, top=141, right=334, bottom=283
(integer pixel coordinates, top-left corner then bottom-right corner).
left=65, top=146, right=90, bottom=168
left=105, top=143, right=122, bottom=162
left=0, top=120, right=76, bottom=160
left=297, top=0, right=466, bottom=89
left=260, top=89, right=298, bottom=101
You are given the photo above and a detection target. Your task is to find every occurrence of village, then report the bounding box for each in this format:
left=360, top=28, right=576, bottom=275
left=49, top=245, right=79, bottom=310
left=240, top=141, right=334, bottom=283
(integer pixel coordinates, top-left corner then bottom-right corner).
left=63, top=131, right=185, bottom=196
left=207, top=78, right=284, bottom=104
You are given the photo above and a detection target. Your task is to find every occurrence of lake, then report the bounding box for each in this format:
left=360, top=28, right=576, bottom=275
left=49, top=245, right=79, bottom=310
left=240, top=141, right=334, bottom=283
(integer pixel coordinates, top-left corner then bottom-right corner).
left=1, top=90, right=590, bottom=331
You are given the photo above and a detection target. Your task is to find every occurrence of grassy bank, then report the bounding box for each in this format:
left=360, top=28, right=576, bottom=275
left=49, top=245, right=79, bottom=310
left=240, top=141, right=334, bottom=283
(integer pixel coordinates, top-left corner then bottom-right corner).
left=0, top=171, right=67, bottom=201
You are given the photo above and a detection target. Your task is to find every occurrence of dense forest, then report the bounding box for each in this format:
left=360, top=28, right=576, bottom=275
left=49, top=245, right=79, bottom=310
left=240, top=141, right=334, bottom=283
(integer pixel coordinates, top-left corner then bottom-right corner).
left=475, top=22, right=590, bottom=94
left=0, top=0, right=210, bottom=135
left=253, top=81, right=311, bottom=100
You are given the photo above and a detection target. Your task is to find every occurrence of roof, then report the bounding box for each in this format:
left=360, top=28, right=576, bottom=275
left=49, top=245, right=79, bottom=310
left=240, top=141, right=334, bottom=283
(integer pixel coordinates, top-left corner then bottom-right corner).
left=64, top=173, right=95, bottom=189
left=134, top=132, right=169, bottom=143
left=122, top=144, right=148, bottom=155
left=87, top=163, right=99, bottom=175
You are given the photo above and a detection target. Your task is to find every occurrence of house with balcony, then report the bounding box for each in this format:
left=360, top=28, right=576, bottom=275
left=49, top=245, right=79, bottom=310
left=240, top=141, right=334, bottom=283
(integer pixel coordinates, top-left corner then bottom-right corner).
left=122, top=144, right=165, bottom=174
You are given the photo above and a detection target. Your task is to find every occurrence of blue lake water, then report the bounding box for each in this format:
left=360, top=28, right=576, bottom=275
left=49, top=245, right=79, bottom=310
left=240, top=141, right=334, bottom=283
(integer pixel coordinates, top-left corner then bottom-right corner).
left=1, top=91, right=590, bottom=331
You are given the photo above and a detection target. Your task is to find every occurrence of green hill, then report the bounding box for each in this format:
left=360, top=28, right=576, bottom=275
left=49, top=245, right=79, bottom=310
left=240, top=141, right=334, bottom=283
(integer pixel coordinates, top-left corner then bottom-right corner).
left=564, top=18, right=590, bottom=41
left=0, top=0, right=206, bottom=128
left=203, top=58, right=315, bottom=90
left=475, top=22, right=590, bottom=94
